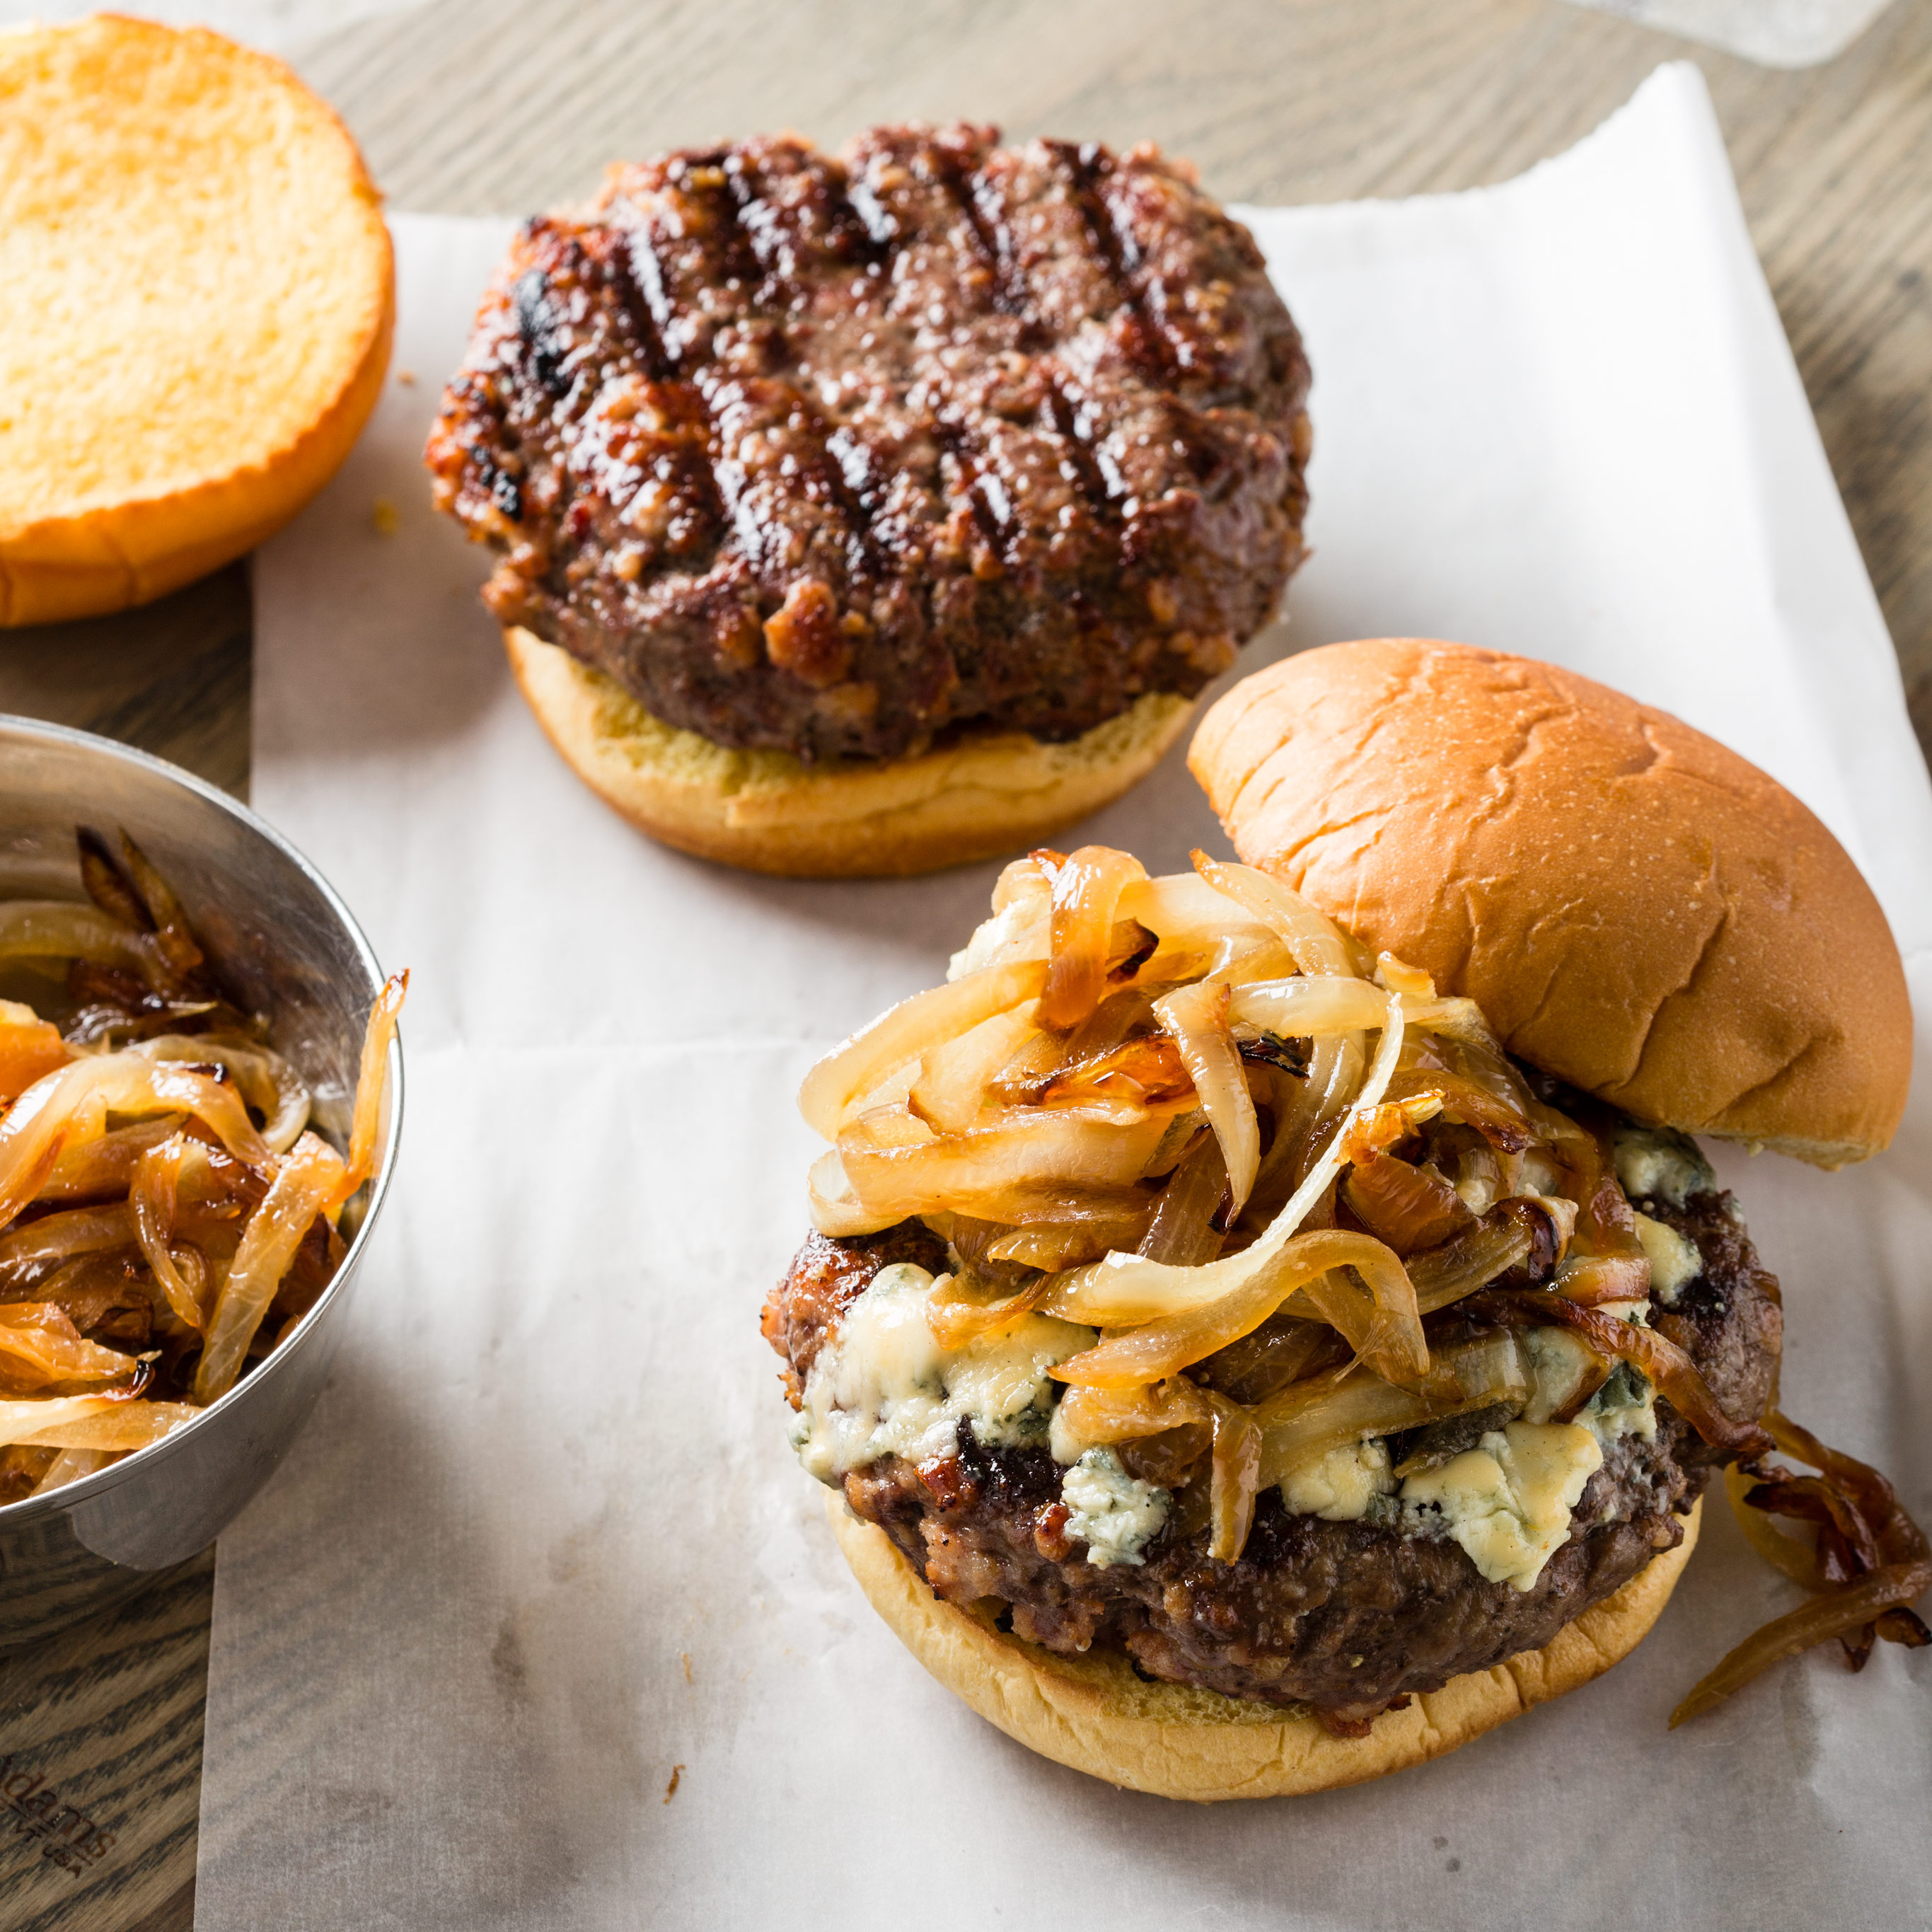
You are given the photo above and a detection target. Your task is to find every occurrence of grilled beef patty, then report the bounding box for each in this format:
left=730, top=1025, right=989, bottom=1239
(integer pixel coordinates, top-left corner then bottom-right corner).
left=427, top=125, right=1311, bottom=764
left=763, top=1191, right=1781, bottom=1716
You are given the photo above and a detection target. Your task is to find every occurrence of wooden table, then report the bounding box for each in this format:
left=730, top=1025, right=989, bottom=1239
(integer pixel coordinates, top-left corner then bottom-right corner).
left=1, top=2, right=1925, bottom=1924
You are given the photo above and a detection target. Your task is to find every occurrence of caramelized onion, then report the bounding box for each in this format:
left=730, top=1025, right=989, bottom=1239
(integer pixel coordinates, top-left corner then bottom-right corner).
left=35, top=1114, right=182, bottom=1201
left=1051, top=1230, right=1417, bottom=1384
left=1724, top=1461, right=1822, bottom=1587
left=0, top=838, right=405, bottom=1462
left=1282, top=1254, right=1430, bottom=1385
left=1476, top=1292, right=1770, bottom=1456
left=1153, top=981, right=1258, bottom=1218
left=0, top=902, right=160, bottom=982
left=1406, top=1213, right=1536, bottom=1314
left=799, top=958, right=1048, bottom=1140
left=1137, top=1135, right=1227, bottom=1267
left=29, top=1445, right=112, bottom=1496
left=1342, top=1152, right=1474, bottom=1254
left=195, top=1133, right=344, bottom=1404
left=1206, top=1392, right=1262, bottom=1560
left=1112, top=872, right=1273, bottom=980
left=0, top=1303, right=137, bottom=1390
left=0, top=1013, right=71, bottom=1102
left=1189, top=1314, right=1334, bottom=1405
left=1036, top=1034, right=1193, bottom=1112
left=1189, top=852, right=1353, bottom=977
left=909, top=1009, right=1038, bottom=1133
left=114, top=833, right=205, bottom=982
left=1118, top=1424, right=1212, bottom=1489
left=1244, top=1031, right=1353, bottom=1225
left=1039, top=847, right=1148, bottom=1031
left=839, top=1104, right=1172, bottom=1224
left=333, top=971, right=407, bottom=1207
left=0, top=1202, right=135, bottom=1285
left=923, top=1272, right=1048, bottom=1349
left=132, top=1135, right=207, bottom=1330
left=1039, top=989, right=1404, bottom=1327
left=0, top=1060, right=268, bottom=1225
left=1671, top=1561, right=1932, bottom=1726
left=1254, top=1333, right=1526, bottom=1488
left=983, top=1215, right=1150, bottom=1271
left=129, top=1035, right=311, bottom=1154
left=1383, top=1066, right=1532, bottom=1154
left=1228, top=976, right=1388, bottom=1039
left=2, top=1398, right=197, bottom=1452
left=1554, top=1254, right=1652, bottom=1305
left=1052, top=1377, right=1213, bottom=1457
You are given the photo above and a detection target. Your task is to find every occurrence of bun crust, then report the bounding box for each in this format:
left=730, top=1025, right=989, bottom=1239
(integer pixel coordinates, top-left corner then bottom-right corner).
left=828, top=1492, right=1699, bottom=1800
left=1191, top=640, right=1911, bottom=1166
left=507, top=625, right=1194, bottom=877
left=0, top=17, right=393, bottom=625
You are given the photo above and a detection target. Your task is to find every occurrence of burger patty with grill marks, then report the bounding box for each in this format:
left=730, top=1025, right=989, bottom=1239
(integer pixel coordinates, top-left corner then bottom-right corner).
left=763, top=1188, right=1781, bottom=1716
left=427, top=125, right=1311, bottom=765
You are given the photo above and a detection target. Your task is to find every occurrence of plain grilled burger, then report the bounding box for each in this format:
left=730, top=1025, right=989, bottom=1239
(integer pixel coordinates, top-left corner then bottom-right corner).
left=426, top=125, right=1309, bottom=877
left=762, top=637, right=1928, bottom=1799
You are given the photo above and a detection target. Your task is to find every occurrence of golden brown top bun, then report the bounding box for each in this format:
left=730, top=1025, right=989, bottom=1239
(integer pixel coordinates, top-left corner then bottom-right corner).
left=829, top=1492, right=1699, bottom=1799
left=506, top=625, right=1194, bottom=878
left=1191, top=640, right=1911, bottom=1167
left=0, top=16, right=393, bottom=625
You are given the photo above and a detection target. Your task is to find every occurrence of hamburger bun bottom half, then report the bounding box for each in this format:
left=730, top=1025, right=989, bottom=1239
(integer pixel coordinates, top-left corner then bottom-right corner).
left=826, top=1491, right=1701, bottom=1800
left=505, top=624, right=1195, bottom=877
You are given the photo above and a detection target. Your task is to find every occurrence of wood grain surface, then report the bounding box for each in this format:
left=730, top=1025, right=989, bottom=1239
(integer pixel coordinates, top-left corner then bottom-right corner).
left=0, top=4, right=1924, bottom=1926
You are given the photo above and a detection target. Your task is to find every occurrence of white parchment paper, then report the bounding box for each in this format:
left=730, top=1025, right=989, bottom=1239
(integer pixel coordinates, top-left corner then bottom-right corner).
left=197, top=65, right=1932, bottom=1932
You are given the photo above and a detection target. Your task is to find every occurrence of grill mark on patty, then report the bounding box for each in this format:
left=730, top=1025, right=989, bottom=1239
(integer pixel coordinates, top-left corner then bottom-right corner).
left=603, top=233, right=673, bottom=383
left=511, top=265, right=574, bottom=400
left=698, top=154, right=891, bottom=586
left=937, top=150, right=1024, bottom=318
left=1047, top=138, right=1171, bottom=378
left=1040, top=371, right=1126, bottom=527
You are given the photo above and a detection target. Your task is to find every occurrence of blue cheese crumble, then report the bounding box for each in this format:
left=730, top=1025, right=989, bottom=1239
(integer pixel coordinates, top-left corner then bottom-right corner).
left=1632, top=1211, right=1701, bottom=1304
left=1399, top=1421, right=1602, bottom=1590
left=1060, top=1447, right=1169, bottom=1566
left=789, top=1263, right=1094, bottom=1484
left=1278, top=1439, right=1396, bottom=1521
left=1612, top=1125, right=1714, bottom=1208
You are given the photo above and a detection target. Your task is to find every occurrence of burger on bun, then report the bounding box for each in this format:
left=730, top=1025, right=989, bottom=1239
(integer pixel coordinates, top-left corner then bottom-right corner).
left=763, top=639, right=1928, bottom=1797
left=427, top=125, right=1310, bottom=877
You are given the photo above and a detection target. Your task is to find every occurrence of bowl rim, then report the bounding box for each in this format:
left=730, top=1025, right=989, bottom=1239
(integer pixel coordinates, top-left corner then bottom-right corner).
left=0, top=712, right=405, bottom=1526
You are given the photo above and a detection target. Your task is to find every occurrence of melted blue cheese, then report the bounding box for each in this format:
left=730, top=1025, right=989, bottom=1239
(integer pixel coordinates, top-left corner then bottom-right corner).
left=1577, top=1360, right=1658, bottom=1446
left=1400, top=1422, right=1602, bottom=1590
left=790, top=1264, right=1094, bottom=1485
left=1061, top=1448, right=1169, bottom=1566
left=1612, top=1126, right=1714, bottom=1207
left=1278, top=1439, right=1396, bottom=1521
left=1633, top=1211, right=1701, bottom=1305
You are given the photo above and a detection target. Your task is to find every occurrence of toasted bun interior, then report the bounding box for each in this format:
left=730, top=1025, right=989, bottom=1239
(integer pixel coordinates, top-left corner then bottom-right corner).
left=506, top=625, right=1195, bottom=878
left=0, top=17, right=393, bottom=625
left=1191, top=640, right=1911, bottom=1165
left=828, top=1493, right=1699, bottom=1800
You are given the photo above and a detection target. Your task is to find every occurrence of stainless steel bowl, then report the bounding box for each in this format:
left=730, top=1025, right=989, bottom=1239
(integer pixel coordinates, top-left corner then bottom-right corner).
left=0, top=717, right=403, bottom=1649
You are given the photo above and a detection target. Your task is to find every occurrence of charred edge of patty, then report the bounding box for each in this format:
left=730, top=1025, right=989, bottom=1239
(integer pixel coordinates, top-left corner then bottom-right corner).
left=426, top=126, right=1312, bottom=765
left=762, top=1189, right=1781, bottom=1715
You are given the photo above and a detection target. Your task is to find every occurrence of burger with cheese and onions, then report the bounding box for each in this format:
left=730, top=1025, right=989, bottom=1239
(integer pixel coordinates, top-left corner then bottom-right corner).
left=762, top=637, right=1929, bottom=1798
